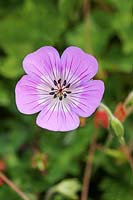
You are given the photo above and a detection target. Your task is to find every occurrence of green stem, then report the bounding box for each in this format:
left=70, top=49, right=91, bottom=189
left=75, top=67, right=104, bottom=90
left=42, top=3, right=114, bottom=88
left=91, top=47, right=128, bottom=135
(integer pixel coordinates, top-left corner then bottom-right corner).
left=100, top=103, right=113, bottom=120
left=45, top=187, right=56, bottom=200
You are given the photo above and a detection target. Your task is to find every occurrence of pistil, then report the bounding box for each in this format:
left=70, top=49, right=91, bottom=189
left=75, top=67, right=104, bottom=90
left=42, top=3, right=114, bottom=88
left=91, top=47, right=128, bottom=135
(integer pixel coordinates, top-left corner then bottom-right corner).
left=49, top=79, right=71, bottom=100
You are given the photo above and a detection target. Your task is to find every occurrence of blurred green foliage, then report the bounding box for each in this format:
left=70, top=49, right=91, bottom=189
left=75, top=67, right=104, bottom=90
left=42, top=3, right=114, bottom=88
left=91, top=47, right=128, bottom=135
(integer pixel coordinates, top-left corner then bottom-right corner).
left=0, top=0, right=133, bottom=199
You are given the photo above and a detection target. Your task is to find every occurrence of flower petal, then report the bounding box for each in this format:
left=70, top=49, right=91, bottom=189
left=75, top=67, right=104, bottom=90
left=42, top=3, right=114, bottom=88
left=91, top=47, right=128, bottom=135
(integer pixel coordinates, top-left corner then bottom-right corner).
left=61, top=46, right=98, bottom=86
left=36, top=101, right=80, bottom=131
left=15, top=75, right=50, bottom=114
left=23, top=46, right=61, bottom=87
left=69, top=80, right=105, bottom=117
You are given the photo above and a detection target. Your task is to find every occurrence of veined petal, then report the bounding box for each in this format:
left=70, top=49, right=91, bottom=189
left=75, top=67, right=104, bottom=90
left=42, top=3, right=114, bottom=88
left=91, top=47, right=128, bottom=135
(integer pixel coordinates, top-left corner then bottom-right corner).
left=23, top=46, right=61, bottom=87
left=36, top=101, right=80, bottom=131
left=61, top=46, right=98, bottom=86
left=69, top=80, right=105, bottom=117
left=15, top=75, right=51, bottom=114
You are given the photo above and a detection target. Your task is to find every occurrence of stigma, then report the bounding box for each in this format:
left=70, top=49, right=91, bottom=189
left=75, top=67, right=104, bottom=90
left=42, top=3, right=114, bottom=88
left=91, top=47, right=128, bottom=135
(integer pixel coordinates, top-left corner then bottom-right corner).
left=49, top=79, right=71, bottom=100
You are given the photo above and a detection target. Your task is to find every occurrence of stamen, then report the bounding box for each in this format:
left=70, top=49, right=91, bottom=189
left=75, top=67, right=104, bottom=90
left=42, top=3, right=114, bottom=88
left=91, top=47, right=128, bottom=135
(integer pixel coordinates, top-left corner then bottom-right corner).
left=66, top=83, right=70, bottom=88
left=64, top=93, right=67, bottom=98
left=49, top=92, right=55, bottom=95
left=58, top=79, right=61, bottom=84
left=54, top=94, right=57, bottom=98
left=66, top=91, right=71, bottom=94
left=50, top=79, right=71, bottom=100
left=63, top=80, right=66, bottom=86
left=54, top=80, right=58, bottom=86
left=59, top=96, right=63, bottom=101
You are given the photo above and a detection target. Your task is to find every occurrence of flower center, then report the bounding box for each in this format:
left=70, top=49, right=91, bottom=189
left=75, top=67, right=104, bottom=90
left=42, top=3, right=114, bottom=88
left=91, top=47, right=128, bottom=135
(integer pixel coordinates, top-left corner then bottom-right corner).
left=49, top=79, right=71, bottom=100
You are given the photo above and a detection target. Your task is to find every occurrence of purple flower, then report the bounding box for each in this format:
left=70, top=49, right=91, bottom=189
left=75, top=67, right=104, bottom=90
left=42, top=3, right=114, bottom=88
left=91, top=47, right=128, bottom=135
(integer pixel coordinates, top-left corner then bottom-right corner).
left=15, top=46, right=104, bottom=131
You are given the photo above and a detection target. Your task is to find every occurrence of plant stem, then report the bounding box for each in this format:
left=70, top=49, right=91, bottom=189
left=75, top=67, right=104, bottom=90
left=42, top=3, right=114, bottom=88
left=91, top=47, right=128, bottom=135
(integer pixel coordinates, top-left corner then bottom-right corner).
left=81, top=129, right=98, bottom=200
left=45, top=187, right=56, bottom=200
left=100, top=102, right=113, bottom=119
left=0, top=171, right=29, bottom=200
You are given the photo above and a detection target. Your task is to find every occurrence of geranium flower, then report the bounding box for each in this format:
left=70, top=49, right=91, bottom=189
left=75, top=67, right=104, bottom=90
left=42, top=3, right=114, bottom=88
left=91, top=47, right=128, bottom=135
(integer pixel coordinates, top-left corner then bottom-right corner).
left=15, top=46, right=104, bottom=131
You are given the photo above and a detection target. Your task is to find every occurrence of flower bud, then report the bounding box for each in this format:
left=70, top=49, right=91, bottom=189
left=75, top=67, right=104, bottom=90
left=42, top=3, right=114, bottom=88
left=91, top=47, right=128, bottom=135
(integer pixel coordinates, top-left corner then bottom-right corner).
left=31, top=152, right=48, bottom=173
left=94, top=109, right=109, bottom=129
left=0, top=160, right=6, bottom=187
left=114, top=103, right=127, bottom=122
left=0, top=179, right=3, bottom=186
left=110, top=116, right=124, bottom=144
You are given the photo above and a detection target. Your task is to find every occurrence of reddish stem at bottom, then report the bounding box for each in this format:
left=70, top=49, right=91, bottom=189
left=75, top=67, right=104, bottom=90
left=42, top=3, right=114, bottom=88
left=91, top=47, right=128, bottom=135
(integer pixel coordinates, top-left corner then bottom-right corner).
left=81, top=129, right=98, bottom=200
left=0, top=171, right=29, bottom=200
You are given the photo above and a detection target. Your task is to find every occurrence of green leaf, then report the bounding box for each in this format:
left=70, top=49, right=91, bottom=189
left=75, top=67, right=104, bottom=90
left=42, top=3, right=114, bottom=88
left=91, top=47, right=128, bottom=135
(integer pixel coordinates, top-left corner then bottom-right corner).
left=0, top=0, right=66, bottom=78
left=55, top=179, right=81, bottom=200
left=100, top=178, right=133, bottom=200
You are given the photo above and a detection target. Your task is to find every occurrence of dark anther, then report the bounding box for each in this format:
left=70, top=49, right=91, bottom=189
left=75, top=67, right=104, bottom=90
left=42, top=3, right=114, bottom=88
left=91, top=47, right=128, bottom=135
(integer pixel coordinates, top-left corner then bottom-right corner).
left=64, top=93, right=67, bottom=98
left=49, top=92, right=55, bottom=95
left=66, top=91, right=71, bottom=94
left=51, top=87, right=54, bottom=91
left=59, top=96, right=63, bottom=101
left=54, top=94, right=57, bottom=98
left=66, top=83, right=70, bottom=88
left=63, top=80, right=66, bottom=86
left=58, top=79, right=61, bottom=84
left=54, top=80, right=58, bottom=86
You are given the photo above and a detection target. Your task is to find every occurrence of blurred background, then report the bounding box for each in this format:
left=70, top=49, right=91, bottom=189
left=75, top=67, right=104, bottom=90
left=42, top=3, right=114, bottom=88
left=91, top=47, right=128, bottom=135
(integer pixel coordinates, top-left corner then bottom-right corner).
left=0, top=0, right=133, bottom=199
